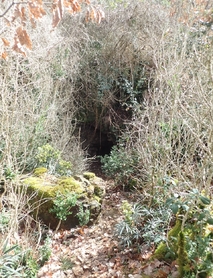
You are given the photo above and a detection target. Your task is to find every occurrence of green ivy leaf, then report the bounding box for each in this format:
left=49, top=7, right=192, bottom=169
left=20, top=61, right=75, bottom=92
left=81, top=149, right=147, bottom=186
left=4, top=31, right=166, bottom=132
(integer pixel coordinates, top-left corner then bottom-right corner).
left=171, top=203, right=179, bottom=214
left=198, top=212, right=207, bottom=221
left=181, top=204, right=189, bottom=211
left=207, top=218, right=213, bottom=225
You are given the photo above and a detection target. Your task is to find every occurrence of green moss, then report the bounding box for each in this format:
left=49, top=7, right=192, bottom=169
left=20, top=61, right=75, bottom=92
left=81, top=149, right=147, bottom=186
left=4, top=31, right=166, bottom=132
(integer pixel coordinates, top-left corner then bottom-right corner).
left=153, top=242, right=169, bottom=260
left=154, top=219, right=182, bottom=260
left=23, top=177, right=54, bottom=193
left=23, top=177, right=55, bottom=222
left=33, top=167, right=48, bottom=177
left=168, top=218, right=182, bottom=238
left=93, top=195, right=101, bottom=203
left=56, top=177, right=85, bottom=194
left=24, top=176, right=86, bottom=197
left=178, top=231, right=190, bottom=277
left=83, top=172, right=96, bottom=180
left=94, top=185, right=105, bottom=198
left=86, top=185, right=94, bottom=195
left=198, top=252, right=213, bottom=278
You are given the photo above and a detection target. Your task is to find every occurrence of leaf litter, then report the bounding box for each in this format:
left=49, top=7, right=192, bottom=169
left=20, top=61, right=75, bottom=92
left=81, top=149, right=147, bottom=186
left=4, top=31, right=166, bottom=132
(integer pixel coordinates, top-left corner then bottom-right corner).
left=36, top=180, right=177, bottom=278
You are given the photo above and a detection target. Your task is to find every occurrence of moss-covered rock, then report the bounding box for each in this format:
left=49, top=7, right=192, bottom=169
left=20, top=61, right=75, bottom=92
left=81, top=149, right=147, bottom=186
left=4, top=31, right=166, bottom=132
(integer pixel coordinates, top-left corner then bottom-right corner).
left=22, top=173, right=106, bottom=230
left=91, top=176, right=106, bottom=198
left=56, top=177, right=85, bottom=194
left=33, top=167, right=48, bottom=177
left=83, top=172, right=96, bottom=180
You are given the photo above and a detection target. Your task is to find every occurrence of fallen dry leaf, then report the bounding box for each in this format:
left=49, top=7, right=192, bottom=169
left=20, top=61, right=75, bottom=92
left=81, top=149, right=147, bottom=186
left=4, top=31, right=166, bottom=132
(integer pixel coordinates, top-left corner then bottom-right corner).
left=143, top=264, right=153, bottom=275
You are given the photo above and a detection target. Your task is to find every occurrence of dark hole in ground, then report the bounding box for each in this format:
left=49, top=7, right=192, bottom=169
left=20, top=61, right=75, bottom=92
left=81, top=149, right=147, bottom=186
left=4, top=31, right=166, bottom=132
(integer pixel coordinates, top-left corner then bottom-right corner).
left=79, top=125, right=116, bottom=176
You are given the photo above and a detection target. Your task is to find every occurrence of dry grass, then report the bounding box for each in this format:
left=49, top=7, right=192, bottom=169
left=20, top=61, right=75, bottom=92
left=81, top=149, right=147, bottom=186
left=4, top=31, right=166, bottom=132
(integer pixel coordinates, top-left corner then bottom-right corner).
left=0, top=13, right=87, bottom=174
left=123, top=0, right=213, bottom=198
left=0, top=9, right=88, bottom=272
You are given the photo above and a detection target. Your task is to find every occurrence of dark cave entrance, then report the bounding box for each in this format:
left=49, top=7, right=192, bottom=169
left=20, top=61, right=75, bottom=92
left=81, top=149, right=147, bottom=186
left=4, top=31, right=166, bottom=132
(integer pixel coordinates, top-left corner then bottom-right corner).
left=79, top=124, right=116, bottom=175
left=87, top=131, right=115, bottom=157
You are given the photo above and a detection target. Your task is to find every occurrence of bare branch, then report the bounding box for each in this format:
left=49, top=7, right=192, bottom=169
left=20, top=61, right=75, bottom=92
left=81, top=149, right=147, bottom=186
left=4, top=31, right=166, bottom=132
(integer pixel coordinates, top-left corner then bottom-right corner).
left=0, top=1, right=28, bottom=18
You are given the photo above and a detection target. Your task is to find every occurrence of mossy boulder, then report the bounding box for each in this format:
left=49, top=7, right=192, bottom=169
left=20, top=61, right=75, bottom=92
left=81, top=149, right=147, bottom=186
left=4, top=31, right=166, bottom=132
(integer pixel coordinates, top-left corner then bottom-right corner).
left=22, top=172, right=105, bottom=230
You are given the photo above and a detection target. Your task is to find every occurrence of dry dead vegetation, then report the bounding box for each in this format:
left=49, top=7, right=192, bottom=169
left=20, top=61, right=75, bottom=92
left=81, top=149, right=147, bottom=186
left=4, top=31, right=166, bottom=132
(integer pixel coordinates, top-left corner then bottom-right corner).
left=0, top=0, right=213, bottom=277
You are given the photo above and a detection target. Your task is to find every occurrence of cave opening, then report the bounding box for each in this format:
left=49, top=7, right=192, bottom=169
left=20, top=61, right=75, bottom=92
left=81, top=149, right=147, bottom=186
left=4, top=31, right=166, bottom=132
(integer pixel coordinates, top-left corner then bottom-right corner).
left=79, top=125, right=116, bottom=175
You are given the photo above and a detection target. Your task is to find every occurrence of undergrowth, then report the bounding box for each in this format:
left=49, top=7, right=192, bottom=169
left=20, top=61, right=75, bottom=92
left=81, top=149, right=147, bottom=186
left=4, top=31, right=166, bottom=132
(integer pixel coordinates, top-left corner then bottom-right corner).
left=0, top=0, right=213, bottom=277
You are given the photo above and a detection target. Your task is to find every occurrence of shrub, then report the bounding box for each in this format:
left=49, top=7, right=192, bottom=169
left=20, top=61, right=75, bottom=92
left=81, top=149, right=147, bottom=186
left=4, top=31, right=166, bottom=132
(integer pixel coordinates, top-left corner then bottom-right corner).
left=49, top=191, right=78, bottom=222
left=101, top=144, right=140, bottom=189
left=60, top=0, right=161, bottom=148
left=155, top=190, right=213, bottom=277
left=35, top=144, right=72, bottom=176
left=50, top=190, right=91, bottom=228
left=0, top=13, right=88, bottom=175
left=76, top=204, right=90, bottom=226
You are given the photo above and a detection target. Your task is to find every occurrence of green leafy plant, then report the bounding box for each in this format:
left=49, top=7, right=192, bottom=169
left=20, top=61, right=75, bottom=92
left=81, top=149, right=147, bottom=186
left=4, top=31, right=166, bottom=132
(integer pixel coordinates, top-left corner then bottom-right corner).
left=114, top=200, right=171, bottom=247
left=0, top=242, right=39, bottom=278
left=114, top=200, right=142, bottom=247
left=0, top=243, right=25, bottom=277
left=138, top=205, right=172, bottom=245
left=115, top=74, right=145, bottom=111
left=0, top=209, right=10, bottom=234
left=76, top=204, right=90, bottom=226
left=50, top=191, right=78, bottom=221
left=49, top=191, right=78, bottom=230
left=101, top=144, right=139, bottom=189
left=3, top=167, right=16, bottom=180
left=38, top=236, right=52, bottom=267
left=163, top=189, right=213, bottom=277
left=50, top=191, right=91, bottom=228
left=60, top=256, right=75, bottom=271
left=22, top=251, right=39, bottom=278
left=35, top=144, right=72, bottom=176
